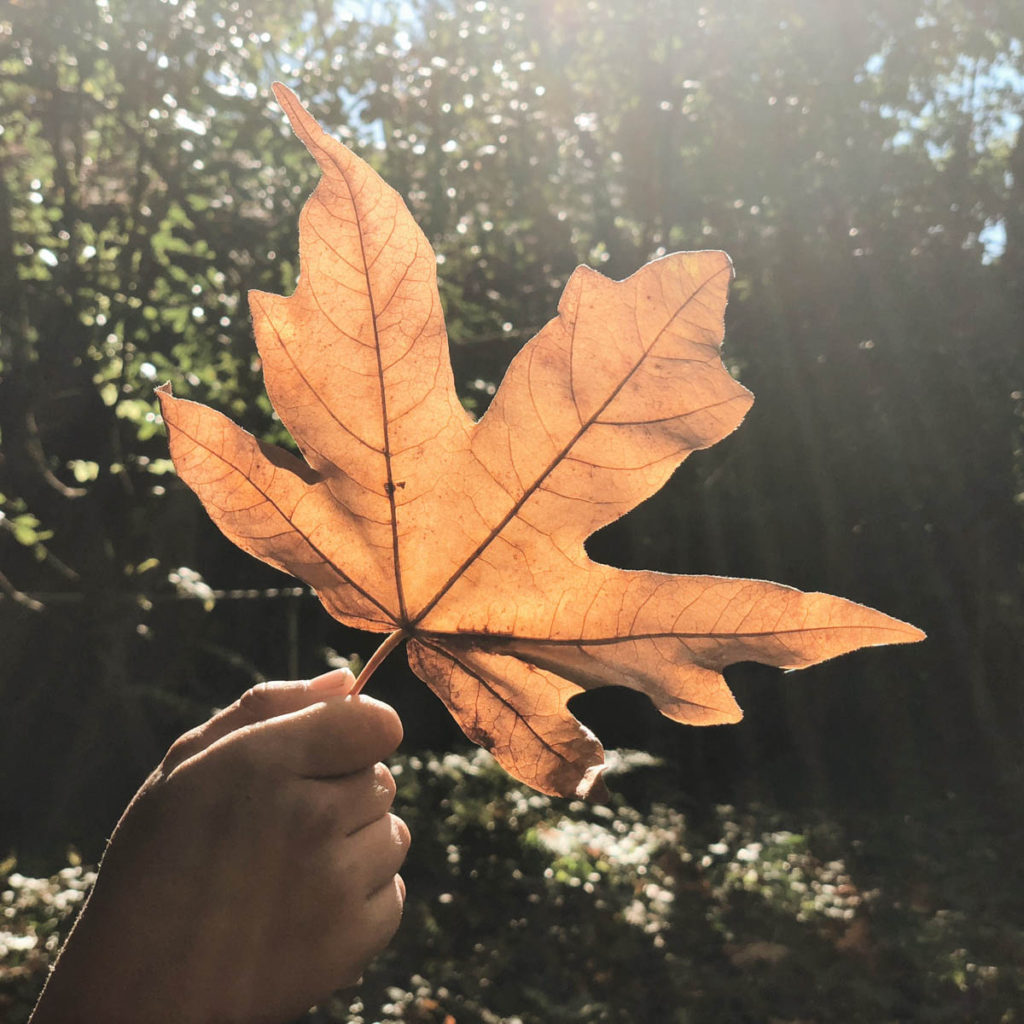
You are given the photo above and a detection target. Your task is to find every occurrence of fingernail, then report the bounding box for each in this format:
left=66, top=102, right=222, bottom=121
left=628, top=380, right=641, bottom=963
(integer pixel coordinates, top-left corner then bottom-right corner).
left=308, top=667, right=356, bottom=694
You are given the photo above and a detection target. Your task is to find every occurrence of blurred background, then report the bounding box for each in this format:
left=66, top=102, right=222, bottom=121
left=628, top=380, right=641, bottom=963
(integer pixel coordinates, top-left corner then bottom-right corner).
left=1, top=0, right=1022, bottom=1019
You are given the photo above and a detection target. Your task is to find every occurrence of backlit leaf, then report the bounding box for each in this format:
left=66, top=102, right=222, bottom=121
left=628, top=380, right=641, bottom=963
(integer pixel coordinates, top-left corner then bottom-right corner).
left=158, top=86, right=924, bottom=799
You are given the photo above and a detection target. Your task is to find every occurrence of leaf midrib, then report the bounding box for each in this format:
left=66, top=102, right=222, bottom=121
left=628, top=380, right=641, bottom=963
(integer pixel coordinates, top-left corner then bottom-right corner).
left=316, top=145, right=409, bottom=625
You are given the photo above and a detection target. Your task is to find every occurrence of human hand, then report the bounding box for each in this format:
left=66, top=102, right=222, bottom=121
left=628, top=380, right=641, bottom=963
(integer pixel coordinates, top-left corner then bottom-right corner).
left=31, top=669, right=409, bottom=1024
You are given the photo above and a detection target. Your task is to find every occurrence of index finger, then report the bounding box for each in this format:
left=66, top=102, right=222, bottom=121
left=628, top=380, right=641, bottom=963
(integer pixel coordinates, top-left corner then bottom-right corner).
left=217, top=693, right=403, bottom=779
left=162, top=668, right=355, bottom=774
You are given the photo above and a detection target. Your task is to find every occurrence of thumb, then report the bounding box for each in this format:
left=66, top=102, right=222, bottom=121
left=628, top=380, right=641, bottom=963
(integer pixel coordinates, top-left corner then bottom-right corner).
left=161, top=668, right=355, bottom=774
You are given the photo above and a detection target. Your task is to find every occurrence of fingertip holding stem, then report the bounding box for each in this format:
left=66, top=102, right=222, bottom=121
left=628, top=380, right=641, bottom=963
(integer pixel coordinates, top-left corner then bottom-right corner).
left=308, top=667, right=356, bottom=694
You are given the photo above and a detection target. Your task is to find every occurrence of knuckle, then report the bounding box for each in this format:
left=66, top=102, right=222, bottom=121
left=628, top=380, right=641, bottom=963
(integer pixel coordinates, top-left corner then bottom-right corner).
left=161, top=730, right=198, bottom=770
left=390, top=812, right=411, bottom=853
left=373, top=762, right=397, bottom=806
left=236, top=683, right=276, bottom=721
left=379, top=706, right=404, bottom=750
left=385, top=880, right=406, bottom=930
left=356, top=697, right=403, bottom=752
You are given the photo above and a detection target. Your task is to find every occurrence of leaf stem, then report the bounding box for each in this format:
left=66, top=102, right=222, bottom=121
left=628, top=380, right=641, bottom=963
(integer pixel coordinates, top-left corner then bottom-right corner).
left=352, top=628, right=409, bottom=695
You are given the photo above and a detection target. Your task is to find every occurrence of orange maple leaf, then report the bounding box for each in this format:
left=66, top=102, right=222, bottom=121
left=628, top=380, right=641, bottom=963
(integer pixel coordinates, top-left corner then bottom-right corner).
left=157, top=86, right=924, bottom=799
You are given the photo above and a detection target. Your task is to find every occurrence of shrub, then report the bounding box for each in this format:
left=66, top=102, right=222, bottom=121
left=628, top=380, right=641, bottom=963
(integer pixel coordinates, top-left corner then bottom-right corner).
left=3, top=751, right=1021, bottom=1023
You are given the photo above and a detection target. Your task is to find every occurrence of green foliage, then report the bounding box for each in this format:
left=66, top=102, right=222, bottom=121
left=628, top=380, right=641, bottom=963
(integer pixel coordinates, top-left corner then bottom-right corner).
left=3, top=754, right=1021, bottom=1023
left=0, top=857, right=96, bottom=1023
left=356, top=753, right=1024, bottom=1023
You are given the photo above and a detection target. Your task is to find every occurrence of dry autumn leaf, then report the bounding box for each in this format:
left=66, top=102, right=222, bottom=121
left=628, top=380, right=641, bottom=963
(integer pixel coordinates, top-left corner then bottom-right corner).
left=157, top=85, right=924, bottom=800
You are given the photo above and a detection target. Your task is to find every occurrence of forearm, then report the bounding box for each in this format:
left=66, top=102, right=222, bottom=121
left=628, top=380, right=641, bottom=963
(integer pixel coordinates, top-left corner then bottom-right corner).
left=31, top=888, right=217, bottom=1024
